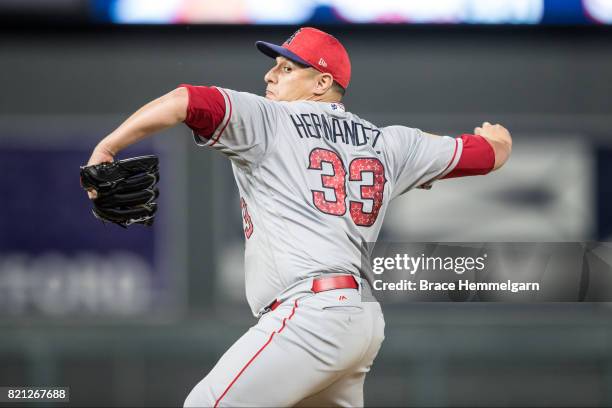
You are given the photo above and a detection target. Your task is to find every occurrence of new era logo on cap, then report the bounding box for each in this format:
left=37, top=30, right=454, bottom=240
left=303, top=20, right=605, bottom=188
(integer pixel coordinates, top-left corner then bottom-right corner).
left=255, top=27, right=352, bottom=89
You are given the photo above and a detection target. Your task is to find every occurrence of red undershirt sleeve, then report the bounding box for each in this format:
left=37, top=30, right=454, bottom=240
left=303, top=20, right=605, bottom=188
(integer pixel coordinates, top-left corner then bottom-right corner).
left=179, top=84, right=226, bottom=139
left=442, top=134, right=495, bottom=179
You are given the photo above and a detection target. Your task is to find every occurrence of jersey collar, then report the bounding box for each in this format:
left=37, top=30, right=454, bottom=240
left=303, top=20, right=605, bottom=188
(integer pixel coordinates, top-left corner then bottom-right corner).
left=329, top=102, right=345, bottom=112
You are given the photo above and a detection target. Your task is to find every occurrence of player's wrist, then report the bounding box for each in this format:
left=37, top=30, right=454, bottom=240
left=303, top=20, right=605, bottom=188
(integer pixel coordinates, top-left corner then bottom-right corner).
left=87, top=144, right=116, bottom=167
left=96, top=143, right=118, bottom=159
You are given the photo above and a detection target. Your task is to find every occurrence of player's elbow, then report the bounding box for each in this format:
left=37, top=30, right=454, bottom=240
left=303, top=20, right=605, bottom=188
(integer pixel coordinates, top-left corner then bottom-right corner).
left=166, top=87, right=189, bottom=123
left=144, top=87, right=190, bottom=128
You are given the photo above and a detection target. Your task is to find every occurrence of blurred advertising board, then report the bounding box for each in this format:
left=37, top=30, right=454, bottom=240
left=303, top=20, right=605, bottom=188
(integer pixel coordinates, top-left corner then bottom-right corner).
left=2, top=0, right=608, bottom=25
left=0, top=144, right=183, bottom=320
left=96, top=0, right=609, bottom=25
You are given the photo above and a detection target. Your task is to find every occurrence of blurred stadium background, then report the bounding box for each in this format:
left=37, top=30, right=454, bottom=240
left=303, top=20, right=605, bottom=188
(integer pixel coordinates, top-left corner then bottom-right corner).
left=1, top=0, right=612, bottom=406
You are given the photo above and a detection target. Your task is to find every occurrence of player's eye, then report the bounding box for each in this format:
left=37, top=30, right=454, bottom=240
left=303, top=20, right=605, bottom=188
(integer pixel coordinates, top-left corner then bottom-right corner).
left=283, top=66, right=292, bottom=73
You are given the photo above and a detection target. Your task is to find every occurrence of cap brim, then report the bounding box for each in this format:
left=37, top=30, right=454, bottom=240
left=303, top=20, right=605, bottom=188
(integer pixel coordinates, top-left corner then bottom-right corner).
left=255, top=41, right=311, bottom=67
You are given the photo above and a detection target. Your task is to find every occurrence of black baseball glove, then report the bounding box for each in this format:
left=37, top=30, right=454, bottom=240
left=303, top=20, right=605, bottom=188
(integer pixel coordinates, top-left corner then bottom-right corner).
left=80, top=155, right=160, bottom=228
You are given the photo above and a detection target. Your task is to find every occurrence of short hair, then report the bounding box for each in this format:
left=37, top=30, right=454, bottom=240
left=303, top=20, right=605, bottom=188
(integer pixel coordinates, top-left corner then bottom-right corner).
left=292, top=59, right=346, bottom=98
left=332, top=81, right=346, bottom=98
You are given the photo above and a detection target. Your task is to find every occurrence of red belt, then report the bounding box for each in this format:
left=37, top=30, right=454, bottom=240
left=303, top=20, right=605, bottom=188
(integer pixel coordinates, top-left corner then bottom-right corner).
left=268, top=275, right=358, bottom=312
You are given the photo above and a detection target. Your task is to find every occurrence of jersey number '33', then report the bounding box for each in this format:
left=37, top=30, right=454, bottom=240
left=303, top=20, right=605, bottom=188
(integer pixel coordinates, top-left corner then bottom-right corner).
left=307, top=148, right=387, bottom=227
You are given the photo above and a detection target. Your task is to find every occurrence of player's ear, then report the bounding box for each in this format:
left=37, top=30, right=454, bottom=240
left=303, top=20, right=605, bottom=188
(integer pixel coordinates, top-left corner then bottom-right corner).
left=313, top=73, right=334, bottom=95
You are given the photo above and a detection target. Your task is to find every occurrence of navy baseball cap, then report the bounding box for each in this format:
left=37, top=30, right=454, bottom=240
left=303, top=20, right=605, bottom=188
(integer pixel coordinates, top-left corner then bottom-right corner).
left=255, top=40, right=312, bottom=67
left=255, top=27, right=351, bottom=89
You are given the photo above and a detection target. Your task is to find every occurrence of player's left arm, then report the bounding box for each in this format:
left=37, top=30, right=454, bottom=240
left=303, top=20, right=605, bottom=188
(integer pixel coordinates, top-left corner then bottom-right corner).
left=435, top=121, right=512, bottom=181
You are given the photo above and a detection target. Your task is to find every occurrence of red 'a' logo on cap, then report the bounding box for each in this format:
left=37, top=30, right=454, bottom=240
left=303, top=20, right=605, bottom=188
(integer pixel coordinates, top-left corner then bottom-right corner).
left=285, top=28, right=302, bottom=45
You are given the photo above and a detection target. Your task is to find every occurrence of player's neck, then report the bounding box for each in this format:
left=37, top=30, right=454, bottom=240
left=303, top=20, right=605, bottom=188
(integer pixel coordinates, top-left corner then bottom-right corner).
left=304, top=94, right=342, bottom=104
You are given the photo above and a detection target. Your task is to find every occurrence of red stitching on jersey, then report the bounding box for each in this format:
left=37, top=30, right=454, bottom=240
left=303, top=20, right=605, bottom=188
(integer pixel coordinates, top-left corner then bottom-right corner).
left=211, top=88, right=233, bottom=147
left=213, top=299, right=299, bottom=407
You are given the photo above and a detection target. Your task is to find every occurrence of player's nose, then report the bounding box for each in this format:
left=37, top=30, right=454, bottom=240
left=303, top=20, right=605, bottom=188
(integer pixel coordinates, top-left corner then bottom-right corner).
left=264, top=67, right=277, bottom=84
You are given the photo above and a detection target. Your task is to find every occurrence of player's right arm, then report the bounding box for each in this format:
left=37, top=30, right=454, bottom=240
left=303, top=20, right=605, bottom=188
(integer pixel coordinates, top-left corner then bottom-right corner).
left=85, top=87, right=188, bottom=198
left=89, top=83, right=279, bottom=169
left=87, top=87, right=189, bottom=168
left=87, top=85, right=279, bottom=197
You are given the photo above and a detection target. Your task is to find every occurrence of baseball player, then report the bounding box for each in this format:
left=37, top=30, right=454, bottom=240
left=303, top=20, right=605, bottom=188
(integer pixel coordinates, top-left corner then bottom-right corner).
left=86, top=27, right=511, bottom=407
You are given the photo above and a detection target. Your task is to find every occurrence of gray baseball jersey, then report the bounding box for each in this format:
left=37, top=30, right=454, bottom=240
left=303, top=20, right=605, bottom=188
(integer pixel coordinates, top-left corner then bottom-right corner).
left=191, top=87, right=463, bottom=316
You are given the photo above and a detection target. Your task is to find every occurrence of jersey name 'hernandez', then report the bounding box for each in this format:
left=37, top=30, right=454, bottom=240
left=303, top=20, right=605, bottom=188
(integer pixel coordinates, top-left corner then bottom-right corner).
left=180, top=85, right=494, bottom=316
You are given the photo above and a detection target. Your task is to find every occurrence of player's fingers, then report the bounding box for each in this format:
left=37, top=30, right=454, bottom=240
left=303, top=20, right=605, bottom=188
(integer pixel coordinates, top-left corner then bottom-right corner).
left=474, top=127, right=482, bottom=134
left=483, top=121, right=491, bottom=127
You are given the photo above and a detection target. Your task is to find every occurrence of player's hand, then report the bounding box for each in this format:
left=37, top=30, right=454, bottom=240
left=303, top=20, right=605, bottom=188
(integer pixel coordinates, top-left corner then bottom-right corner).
left=474, top=122, right=512, bottom=170
left=84, top=146, right=115, bottom=199
left=474, top=122, right=511, bottom=143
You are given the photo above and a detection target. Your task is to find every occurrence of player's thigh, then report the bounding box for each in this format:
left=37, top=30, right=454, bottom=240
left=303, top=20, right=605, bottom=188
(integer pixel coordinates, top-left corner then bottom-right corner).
left=294, top=370, right=365, bottom=408
left=294, top=302, right=386, bottom=408
left=184, top=301, right=336, bottom=407
left=183, top=324, right=268, bottom=408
